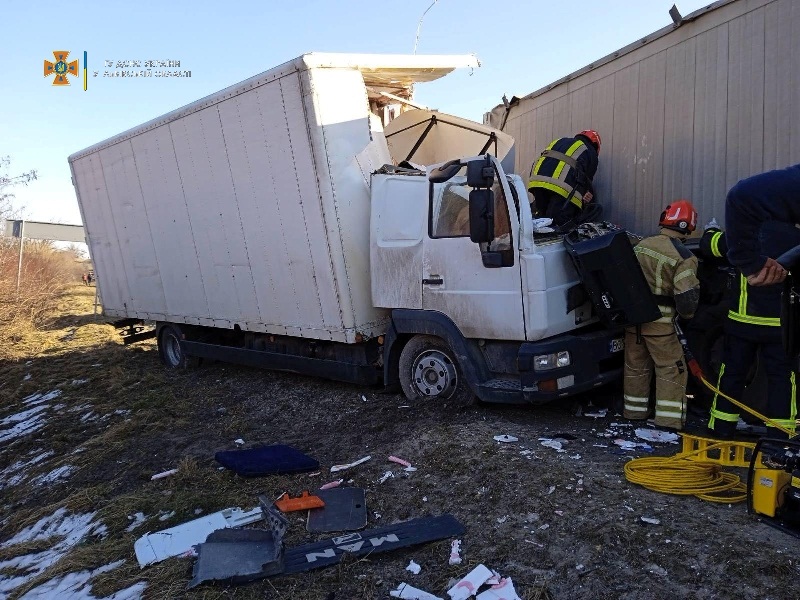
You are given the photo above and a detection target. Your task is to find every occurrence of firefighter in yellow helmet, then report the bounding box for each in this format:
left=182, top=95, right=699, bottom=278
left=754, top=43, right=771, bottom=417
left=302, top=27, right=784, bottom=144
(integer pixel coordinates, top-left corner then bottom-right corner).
left=527, top=129, right=602, bottom=229
left=623, top=200, right=700, bottom=430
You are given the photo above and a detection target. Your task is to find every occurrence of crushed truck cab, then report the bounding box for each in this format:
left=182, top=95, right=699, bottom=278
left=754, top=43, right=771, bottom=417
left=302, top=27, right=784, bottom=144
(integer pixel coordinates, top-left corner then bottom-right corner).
left=371, top=154, right=622, bottom=404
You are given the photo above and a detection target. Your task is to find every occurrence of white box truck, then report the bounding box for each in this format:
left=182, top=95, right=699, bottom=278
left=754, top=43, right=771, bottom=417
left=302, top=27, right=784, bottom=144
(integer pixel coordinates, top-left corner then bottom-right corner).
left=69, top=53, right=626, bottom=405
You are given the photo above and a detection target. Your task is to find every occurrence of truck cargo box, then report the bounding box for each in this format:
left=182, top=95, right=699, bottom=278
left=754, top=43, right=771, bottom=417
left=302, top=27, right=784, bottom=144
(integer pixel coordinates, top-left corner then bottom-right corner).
left=69, top=53, right=477, bottom=343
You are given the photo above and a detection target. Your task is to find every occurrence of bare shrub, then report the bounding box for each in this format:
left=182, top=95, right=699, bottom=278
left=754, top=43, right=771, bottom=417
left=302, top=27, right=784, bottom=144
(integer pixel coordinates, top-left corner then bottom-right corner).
left=0, top=237, right=84, bottom=356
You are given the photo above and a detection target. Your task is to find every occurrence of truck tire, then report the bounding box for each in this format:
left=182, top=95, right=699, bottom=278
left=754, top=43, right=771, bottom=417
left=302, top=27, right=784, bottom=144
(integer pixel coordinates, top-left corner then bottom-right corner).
left=398, top=335, right=474, bottom=406
left=158, top=324, right=189, bottom=369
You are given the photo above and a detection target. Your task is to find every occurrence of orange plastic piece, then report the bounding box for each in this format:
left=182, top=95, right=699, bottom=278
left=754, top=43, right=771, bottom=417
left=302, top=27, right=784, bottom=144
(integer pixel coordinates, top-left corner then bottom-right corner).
left=274, top=490, right=325, bottom=513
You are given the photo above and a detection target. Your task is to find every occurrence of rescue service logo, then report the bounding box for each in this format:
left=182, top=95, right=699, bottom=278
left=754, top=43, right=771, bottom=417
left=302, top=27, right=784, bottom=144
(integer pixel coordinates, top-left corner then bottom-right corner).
left=44, top=51, right=79, bottom=85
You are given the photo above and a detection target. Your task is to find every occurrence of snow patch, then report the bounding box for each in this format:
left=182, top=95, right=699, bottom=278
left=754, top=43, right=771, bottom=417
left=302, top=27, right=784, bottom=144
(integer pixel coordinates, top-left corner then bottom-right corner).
left=0, top=508, right=107, bottom=595
left=0, top=450, right=55, bottom=490
left=30, top=465, right=75, bottom=486
left=23, top=390, right=62, bottom=406
left=125, top=513, right=147, bottom=533
left=18, top=560, right=146, bottom=600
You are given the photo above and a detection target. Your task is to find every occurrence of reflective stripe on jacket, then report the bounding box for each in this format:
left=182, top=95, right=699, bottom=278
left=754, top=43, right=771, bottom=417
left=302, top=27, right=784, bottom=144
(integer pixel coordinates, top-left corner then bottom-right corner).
left=528, top=137, right=596, bottom=207
left=634, top=232, right=699, bottom=322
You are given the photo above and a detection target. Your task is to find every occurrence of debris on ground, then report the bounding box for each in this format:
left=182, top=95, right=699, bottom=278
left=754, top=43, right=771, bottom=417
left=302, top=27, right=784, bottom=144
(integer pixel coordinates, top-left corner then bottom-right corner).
left=635, top=428, right=679, bottom=444
left=319, top=479, right=343, bottom=490
left=389, top=455, right=418, bottom=471
left=378, top=471, right=395, bottom=484
left=391, top=582, right=443, bottom=599
left=449, top=539, right=462, bottom=565
left=275, top=490, right=325, bottom=512
left=215, top=445, right=319, bottom=477
left=150, top=468, right=177, bottom=481
left=641, top=516, right=661, bottom=525
left=493, top=435, right=518, bottom=443
left=134, top=506, right=263, bottom=567
left=330, top=455, right=371, bottom=473
left=406, top=560, right=422, bottom=574
left=307, top=487, right=366, bottom=532
left=447, top=564, right=494, bottom=600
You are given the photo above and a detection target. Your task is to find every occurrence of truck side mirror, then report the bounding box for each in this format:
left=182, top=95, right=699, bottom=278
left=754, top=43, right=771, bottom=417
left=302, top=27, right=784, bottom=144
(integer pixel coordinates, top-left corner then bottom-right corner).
left=428, top=159, right=463, bottom=184
left=467, top=155, right=494, bottom=188
left=469, top=189, right=494, bottom=243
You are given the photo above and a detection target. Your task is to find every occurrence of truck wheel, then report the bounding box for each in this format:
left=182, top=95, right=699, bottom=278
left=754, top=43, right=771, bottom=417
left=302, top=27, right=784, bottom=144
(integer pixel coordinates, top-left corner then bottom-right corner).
left=158, top=325, right=188, bottom=369
left=398, top=335, right=474, bottom=406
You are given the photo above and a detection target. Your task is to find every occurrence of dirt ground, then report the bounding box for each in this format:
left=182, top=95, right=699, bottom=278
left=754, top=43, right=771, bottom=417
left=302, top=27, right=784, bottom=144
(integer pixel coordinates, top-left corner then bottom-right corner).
left=1, top=286, right=798, bottom=599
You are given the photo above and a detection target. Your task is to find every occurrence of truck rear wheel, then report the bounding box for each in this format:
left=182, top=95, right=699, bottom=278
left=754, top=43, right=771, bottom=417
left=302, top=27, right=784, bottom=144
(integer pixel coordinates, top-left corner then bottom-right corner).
left=158, top=324, right=189, bottom=369
left=398, top=335, right=474, bottom=406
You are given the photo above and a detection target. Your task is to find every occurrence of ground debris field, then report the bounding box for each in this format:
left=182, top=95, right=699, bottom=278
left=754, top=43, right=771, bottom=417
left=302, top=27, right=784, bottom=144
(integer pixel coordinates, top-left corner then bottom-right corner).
left=1, top=287, right=798, bottom=600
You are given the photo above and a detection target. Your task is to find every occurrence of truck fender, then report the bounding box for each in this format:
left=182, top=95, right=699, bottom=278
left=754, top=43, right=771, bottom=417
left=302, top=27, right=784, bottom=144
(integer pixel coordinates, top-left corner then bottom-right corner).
left=383, top=309, right=490, bottom=389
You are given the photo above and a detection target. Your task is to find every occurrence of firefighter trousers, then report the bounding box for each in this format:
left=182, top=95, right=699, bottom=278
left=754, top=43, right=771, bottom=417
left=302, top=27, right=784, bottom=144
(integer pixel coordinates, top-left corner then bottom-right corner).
left=708, top=334, right=797, bottom=438
left=623, top=324, right=687, bottom=429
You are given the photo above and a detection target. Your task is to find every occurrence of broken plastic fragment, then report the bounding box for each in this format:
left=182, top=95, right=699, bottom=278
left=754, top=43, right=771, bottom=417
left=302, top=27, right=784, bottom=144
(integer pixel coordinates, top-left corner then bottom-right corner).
left=389, top=455, right=417, bottom=472
left=330, top=455, right=371, bottom=472
left=319, top=479, right=343, bottom=490
left=634, top=428, right=679, bottom=444
left=475, top=575, right=522, bottom=600
left=539, top=439, right=564, bottom=452
left=641, top=516, right=661, bottom=525
left=448, top=564, right=494, bottom=600
left=406, top=560, right=422, bottom=574
left=391, top=582, right=443, bottom=600
left=150, top=468, right=178, bottom=481
left=449, top=539, right=462, bottom=565
left=378, top=471, right=395, bottom=484
left=234, top=438, right=245, bottom=445
left=584, top=408, right=608, bottom=418
left=493, top=435, right=518, bottom=443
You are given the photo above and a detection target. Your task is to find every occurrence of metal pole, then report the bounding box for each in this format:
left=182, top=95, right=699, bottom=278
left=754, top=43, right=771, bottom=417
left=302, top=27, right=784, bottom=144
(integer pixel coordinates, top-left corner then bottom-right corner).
left=413, top=0, right=440, bottom=54
left=94, top=286, right=99, bottom=315
left=16, top=220, right=24, bottom=294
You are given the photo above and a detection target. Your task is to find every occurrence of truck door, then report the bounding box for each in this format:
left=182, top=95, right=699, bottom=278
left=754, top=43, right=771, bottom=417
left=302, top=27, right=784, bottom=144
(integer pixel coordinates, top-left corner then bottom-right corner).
left=422, top=164, right=526, bottom=341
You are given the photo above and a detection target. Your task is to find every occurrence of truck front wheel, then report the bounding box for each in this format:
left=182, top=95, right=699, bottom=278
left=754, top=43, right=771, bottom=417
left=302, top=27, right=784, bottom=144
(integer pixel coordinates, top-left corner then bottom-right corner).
left=398, top=335, right=474, bottom=406
left=158, top=324, right=188, bottom=369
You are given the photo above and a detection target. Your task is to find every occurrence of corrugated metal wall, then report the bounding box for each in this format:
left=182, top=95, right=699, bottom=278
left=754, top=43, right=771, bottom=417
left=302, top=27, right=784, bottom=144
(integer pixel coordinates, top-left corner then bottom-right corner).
left=489, top=0, right=800, bottom=235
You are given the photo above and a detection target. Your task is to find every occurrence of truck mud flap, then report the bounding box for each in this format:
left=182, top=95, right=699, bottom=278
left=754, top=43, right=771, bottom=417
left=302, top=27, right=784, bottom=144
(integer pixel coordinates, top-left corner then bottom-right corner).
left=283, top=514, right=464, bottom=574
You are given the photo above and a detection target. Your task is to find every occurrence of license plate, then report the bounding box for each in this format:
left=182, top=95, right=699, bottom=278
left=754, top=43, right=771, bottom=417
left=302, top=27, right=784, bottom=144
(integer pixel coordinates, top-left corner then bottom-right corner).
left=609, top=337, right=624, bottom=353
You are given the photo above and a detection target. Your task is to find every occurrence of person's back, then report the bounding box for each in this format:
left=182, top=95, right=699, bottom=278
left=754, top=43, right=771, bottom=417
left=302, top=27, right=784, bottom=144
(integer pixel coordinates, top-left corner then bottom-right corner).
left=527, top=130, right=601, bottom=228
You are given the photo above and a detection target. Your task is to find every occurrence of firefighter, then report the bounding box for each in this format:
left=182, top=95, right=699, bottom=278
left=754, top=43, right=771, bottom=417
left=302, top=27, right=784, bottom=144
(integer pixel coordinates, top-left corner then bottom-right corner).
left=725, top=163, right=800, bottom=286
left=527, top=130, right=602, bottom=229
left=699, top=224, right=800, bottom=439
left=623, top=200, right=700, bottom=430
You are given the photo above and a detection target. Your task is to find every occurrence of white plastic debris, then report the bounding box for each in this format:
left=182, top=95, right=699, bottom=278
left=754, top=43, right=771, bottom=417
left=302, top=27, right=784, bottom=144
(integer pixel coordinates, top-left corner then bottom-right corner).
left=150, top=469, right=178, bottom=481
left=493, top=435, right=518, bottom=443
left=406, top=560, right=422, bottom=574
left=539, top=439, right=564, bottom=452
left=362, top=395, right=367, bottom=402
left=234, top=438, right=245, bottom=445
left=447, top=564, right=494, bottom=600
left=476, top=575, right=522, bottom=600
left=496, top=515, right=508, bottom=524
left=378, top=471, right=395, bottom=484
left=532, top=217, right=555, bottom=233
left=391, top=582, right=443, bottom=600
left=23, top=374, right=31, bottom=381
left=547, top=486, right=556, bottom=495
left=584, top=408, right=608, bottom=418
left=330, top=455, right=371, bottom=472
left=449, top=539, right=462, bottom=565
left=614, top=439, right=652, bottom=451
left=157, top=511, right=175, bottom=522
left=134, top=506, right=263, bottom=567
left=635, top=428, right=679, bottom=444
left=641, top=516, right=661, bottom=525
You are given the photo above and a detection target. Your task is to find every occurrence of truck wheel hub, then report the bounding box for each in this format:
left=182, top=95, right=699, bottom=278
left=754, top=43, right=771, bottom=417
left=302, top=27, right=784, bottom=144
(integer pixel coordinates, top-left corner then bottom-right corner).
left=413, top=351, right=455, bottom=397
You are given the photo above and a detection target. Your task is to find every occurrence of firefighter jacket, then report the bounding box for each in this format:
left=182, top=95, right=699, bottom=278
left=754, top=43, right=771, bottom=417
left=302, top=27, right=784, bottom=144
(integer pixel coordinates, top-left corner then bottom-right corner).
left=527, top=135, right=598, bottom=209
left=700, top=225, right=800, bottom=342
left=634, top=229, right=700, bottom=323
left=725, top=163, right=800, bottom=276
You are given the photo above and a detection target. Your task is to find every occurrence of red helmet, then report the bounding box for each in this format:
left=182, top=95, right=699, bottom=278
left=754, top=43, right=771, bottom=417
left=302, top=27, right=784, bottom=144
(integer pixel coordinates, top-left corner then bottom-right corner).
left=659, top=199, right=698, bottom=233
left=577, top=129, right=601, bottom=152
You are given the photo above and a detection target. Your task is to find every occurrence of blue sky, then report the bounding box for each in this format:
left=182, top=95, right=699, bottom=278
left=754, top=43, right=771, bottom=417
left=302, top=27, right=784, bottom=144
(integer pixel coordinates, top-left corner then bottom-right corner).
left=1, top=0, right=713, bottom=226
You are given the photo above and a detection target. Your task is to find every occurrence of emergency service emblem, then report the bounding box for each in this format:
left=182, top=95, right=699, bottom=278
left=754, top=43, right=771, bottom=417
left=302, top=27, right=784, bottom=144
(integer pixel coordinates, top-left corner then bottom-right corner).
left=44, top=51, right=79, bottom=85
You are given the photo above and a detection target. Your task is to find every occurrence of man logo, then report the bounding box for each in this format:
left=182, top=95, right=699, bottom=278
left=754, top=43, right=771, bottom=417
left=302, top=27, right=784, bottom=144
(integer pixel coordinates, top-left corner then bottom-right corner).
left=44, top=51, right=79, bottom=85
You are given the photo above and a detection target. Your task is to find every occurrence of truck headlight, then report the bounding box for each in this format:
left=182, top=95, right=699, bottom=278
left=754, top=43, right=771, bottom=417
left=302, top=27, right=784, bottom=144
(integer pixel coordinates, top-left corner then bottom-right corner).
left=533, top=351, right=571, bottom=371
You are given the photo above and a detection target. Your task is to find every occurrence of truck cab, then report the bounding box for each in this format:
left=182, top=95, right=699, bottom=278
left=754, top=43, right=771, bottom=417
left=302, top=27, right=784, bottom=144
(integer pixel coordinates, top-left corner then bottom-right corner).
left=371, top=154, right=624, bottom=404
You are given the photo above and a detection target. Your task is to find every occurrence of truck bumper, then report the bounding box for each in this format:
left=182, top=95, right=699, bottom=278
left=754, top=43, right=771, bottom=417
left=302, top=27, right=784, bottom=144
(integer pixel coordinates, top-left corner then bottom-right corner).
left=475, top=327, right=624, bottom=404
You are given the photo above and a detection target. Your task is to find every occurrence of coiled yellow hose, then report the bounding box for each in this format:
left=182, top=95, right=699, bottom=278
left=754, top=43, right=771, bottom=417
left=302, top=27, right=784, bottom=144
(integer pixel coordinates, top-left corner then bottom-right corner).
left=623, top=375, right=793, bottom=503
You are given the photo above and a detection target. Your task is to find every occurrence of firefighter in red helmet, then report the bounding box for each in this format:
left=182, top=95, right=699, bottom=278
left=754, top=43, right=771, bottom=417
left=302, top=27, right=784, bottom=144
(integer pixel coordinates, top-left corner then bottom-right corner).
left=527, top=129, right=602, bottom=230
left=623, top=200, right=701, bottom=430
